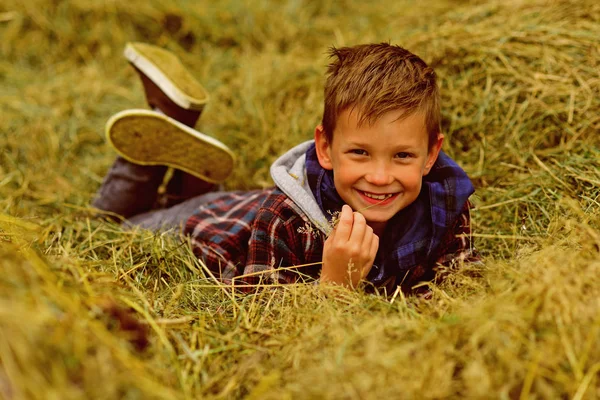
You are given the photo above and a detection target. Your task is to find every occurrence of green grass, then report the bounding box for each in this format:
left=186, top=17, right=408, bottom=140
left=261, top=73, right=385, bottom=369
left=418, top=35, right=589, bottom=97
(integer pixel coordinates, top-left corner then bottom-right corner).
left=1, top=0, right=599, bottom=398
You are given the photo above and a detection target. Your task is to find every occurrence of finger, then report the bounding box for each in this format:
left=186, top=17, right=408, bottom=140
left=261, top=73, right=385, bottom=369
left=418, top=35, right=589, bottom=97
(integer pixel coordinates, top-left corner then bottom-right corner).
left=370, top=233, right=379, bottom=259
left=334, top=204, right=354, bottom=242
left=348, top=211, right=367, bottom=249
left=360, top=225, right=375, bottom=255
left=362, top=234, right=379, bottom=278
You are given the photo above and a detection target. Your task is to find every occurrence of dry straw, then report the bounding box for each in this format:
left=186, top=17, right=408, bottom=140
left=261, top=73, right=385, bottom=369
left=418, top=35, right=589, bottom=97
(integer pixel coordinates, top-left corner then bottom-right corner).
left=1, top=0, right=599, bottom=398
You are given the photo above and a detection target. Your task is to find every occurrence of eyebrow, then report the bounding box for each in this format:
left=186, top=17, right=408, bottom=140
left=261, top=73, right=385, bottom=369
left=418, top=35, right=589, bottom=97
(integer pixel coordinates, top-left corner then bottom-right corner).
left=345, top=141, right=417, bottom=151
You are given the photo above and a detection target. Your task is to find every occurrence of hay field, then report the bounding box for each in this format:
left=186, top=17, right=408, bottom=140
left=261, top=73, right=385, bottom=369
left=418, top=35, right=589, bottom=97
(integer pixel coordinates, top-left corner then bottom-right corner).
left=1, top=0, right=599, bottom=398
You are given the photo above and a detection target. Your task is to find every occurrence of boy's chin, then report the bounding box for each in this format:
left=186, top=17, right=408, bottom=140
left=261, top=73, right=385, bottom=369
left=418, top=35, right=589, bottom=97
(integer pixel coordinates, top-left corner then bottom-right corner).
left=345, top=198, right=403, bottom=221
left=361, top=208, right=398, bottom=223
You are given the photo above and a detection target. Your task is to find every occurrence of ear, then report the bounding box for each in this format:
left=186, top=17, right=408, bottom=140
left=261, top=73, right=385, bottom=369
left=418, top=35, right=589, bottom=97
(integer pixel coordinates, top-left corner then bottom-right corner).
left=423, top=134, right=444, bottom=176
left=314, top=125, right=333, bottom=170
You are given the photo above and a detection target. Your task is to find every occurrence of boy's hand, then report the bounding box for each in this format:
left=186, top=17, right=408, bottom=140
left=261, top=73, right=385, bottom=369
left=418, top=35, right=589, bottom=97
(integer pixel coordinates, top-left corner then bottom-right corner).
left=320, top=205, right=379, bottom=289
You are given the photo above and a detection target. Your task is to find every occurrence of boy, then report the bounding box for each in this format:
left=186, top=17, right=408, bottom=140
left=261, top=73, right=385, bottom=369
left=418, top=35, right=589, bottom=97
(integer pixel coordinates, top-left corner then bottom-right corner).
left=93, top=42, right=477, bottom=294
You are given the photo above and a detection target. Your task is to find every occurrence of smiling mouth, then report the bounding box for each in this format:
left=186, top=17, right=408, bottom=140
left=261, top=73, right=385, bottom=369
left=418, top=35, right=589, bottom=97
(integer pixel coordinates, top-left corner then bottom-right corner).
left=360, top=191, right=396, bottom=200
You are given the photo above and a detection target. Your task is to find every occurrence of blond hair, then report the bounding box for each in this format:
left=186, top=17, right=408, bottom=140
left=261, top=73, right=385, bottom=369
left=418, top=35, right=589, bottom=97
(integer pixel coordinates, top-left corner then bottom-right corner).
left=322, top=43, right=440, bottom=149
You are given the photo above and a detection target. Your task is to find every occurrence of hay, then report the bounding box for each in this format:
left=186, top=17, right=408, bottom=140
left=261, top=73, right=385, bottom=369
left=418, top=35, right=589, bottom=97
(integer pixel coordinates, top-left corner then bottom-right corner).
left=1, top=0, right=599, bottom=398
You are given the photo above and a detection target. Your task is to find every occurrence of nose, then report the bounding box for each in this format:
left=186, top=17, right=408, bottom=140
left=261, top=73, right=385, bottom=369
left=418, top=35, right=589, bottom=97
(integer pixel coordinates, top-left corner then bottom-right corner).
left=365, top=161, right=394, bottom=186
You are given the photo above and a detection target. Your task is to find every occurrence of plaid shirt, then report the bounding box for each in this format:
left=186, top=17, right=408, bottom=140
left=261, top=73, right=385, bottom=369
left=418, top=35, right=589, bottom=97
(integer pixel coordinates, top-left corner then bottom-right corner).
left=184, top=154, right=478, bottom=294
left=184, top=190, right=476, bottom=293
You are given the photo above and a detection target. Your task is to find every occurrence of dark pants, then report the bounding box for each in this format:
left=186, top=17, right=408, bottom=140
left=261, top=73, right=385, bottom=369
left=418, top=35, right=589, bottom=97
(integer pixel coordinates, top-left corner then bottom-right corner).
left=92, top=157, right=221, bottom=232
left=126, top=191, right=229, bottom=232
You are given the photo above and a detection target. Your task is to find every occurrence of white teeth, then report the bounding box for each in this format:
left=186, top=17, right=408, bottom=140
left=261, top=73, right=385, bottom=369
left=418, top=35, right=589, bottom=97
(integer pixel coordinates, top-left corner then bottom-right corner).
left=363, top=192, right=393, bottom=200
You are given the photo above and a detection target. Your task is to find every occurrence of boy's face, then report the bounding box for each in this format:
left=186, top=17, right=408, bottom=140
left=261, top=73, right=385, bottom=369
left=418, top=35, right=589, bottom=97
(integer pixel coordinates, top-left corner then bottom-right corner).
left=315, top=108, right=443, bottom=232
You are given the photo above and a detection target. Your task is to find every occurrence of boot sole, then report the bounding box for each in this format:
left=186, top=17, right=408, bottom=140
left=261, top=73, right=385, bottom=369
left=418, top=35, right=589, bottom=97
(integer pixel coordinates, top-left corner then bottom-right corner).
left=106, top=110, right=234, bottom=183
left=124, top=42, right=209, bottom=111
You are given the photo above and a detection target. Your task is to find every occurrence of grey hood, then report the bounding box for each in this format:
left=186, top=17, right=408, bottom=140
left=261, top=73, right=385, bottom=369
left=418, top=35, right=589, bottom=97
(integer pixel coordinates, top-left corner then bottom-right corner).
left=270, top=140, right=331, bottom=235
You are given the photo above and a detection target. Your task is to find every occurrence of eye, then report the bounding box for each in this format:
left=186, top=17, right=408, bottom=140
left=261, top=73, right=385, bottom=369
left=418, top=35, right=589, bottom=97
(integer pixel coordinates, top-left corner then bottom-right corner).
left=395, top=152, right=411, bottom=159
left=350, top=149, right=368, bottom=156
